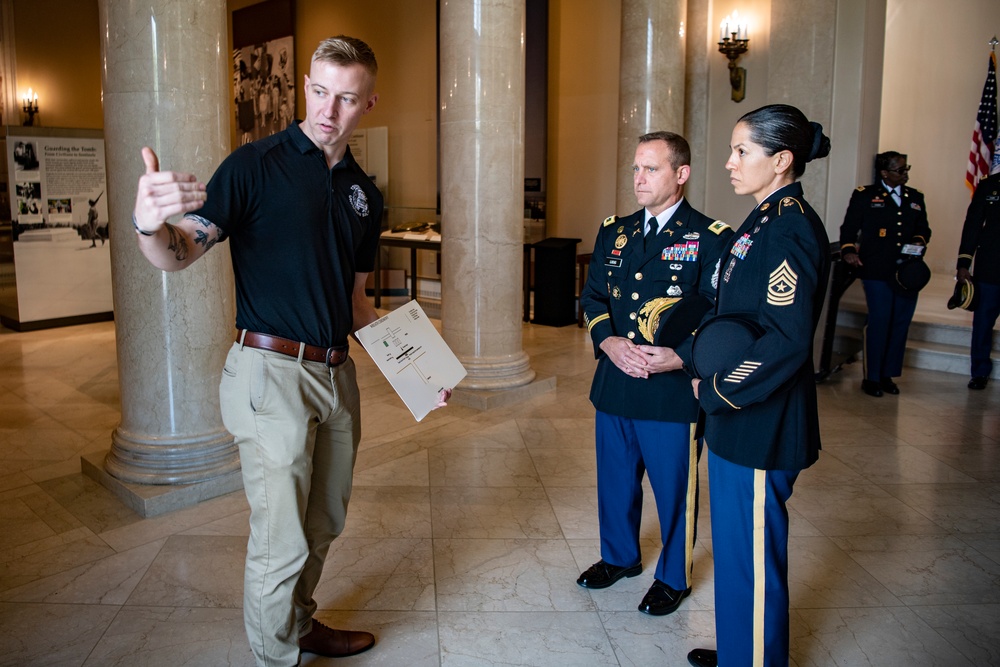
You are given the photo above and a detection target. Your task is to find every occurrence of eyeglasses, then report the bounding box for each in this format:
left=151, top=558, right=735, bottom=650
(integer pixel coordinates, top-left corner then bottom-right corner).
left=885, top=164, right=911, bottom=175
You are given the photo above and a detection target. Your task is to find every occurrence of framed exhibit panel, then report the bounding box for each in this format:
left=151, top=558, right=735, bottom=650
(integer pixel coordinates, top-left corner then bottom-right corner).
left=1, top=126, right=111, bottom=330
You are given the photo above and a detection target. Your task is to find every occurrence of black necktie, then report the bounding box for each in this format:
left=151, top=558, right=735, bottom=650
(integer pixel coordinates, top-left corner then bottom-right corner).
left=645, top=217, right=657, bottom=249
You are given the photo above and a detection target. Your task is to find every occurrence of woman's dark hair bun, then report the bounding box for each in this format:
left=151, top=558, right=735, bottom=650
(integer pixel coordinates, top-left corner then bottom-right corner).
left=808, top=121, right=831, bottom=162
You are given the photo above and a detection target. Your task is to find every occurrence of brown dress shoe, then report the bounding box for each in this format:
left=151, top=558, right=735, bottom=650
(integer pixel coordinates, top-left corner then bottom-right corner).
left=299, top=620, right=375, bottom=657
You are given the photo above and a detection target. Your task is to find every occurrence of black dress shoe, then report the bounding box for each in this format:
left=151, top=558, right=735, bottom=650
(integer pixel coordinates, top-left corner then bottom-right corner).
left=576, top=559, right=642, bottom=589
left=637, top=579, right=691, bottom=615
left=880, top=378, right=900, bottom=394
left=687, top=648, right=718, bottom=667
left=861, top=379, right=883, bottom=397
left=969, top=376, right=989, bottom=390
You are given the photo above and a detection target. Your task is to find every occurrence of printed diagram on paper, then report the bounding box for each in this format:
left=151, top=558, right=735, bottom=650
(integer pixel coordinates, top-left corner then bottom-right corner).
left=355, top=300, right=467, bottom=421
left=368, top=320, right=433, bottom=384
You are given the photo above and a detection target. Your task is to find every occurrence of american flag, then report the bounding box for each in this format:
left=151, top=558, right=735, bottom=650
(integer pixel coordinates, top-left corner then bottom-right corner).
left=966, top=51, right=998, bottom=192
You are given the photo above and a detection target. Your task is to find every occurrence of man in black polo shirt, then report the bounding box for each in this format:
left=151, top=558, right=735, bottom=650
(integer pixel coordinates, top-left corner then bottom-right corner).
left=132, top=35, right=446, bottom=667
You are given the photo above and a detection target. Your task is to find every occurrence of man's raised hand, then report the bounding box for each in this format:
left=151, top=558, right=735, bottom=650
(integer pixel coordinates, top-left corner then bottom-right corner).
left=133, top=147, right=207, bottom=235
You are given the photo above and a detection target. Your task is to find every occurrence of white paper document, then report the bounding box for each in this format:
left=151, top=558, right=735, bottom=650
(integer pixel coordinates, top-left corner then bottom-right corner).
left=355, top=300, right=467, bottom=421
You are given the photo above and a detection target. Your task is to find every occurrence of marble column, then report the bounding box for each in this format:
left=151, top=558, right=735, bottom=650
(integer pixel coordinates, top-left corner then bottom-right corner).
left=616, top=0, right=688, bottom=212
left=90, top=0, right=240, bottom=511
left=769, top=0, right=838, bottom=221
left=439, top=0, right=536, bottom=391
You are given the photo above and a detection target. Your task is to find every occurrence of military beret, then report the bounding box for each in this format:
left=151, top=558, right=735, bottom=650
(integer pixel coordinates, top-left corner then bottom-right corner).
left=690, top=313, right=765, bottom=379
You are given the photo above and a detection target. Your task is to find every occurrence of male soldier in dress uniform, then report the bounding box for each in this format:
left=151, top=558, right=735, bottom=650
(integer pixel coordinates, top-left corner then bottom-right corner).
left=577, top=131, right=732, bottom=616
left=839, top=151, right=931, bottom=396
left=957, top=172, right=1000, bottom=390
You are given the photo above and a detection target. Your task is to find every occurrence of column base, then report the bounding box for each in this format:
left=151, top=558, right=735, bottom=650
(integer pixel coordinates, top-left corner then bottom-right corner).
left=105, top=426, right=241, bottom=485
left=449, top=375, right=557, bottom=411
left=81, top=451, right=243, bottom=518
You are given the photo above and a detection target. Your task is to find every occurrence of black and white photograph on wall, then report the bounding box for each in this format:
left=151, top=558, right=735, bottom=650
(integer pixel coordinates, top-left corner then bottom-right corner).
left=234, top=36, right=295, bottom=144
left=232, top=0, right=295, bottom=146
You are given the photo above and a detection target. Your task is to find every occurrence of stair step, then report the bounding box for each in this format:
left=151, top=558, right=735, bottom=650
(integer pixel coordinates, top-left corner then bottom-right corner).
left=835, top=308, right=1000, bottom=352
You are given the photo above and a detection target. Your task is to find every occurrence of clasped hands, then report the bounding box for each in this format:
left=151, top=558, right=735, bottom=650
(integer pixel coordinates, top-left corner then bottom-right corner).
left=600, top=336, right=683, bottom=379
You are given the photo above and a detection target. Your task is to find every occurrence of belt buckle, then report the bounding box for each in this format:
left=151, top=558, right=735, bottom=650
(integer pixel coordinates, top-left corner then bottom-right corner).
left=325, top=347, right=342, bottom=367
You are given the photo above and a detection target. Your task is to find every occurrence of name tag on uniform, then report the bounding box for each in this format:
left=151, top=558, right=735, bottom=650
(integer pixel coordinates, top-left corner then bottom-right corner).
left=986, top=193, right=999, bottom=202
left=871, top=197, right=885, bottom=208
left=605, top=257, right=622, bottom=267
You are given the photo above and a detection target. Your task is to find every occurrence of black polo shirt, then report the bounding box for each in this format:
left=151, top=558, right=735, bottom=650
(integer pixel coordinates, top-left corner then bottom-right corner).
left=194, top=122, right=382, bottom=347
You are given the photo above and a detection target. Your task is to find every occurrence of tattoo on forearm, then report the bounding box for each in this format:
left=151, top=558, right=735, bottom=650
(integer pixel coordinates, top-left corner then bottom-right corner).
left=165, top=223, right=189, bottom=261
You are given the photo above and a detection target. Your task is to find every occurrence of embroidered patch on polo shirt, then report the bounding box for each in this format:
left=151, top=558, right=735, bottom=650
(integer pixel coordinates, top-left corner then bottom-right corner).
left=350, top=185, right=370, bottom=216
left=767, top=259, right=798, bottom=306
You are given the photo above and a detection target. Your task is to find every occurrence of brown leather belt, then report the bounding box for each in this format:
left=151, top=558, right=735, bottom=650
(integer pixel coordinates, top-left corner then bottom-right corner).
left=236, top=329, right=348, bottom=367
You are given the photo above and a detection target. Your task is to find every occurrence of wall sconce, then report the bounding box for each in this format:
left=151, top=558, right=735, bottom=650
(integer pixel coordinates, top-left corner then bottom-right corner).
left=718, top=12, right=750, bottom=103
left=22, top=88, right=39, bottom=126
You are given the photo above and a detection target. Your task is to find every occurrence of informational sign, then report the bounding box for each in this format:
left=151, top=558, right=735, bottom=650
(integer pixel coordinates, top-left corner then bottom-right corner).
left=355, top=300, right=466, bottom=421
left=4, top=130, right=111, bottom=326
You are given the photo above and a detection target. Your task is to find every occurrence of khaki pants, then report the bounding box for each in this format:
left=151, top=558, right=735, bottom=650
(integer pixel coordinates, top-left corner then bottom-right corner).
left=220, top=342, right=361, bottom=667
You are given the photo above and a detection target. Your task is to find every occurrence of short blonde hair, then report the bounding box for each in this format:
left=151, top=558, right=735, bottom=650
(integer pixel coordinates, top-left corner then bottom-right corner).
left=312, top=35, right=378, bottom=79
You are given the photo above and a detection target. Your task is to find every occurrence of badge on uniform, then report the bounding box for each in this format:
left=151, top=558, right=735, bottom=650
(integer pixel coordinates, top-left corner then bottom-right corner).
left=723, top=257, right=736, bottom=284
left=615, top=234, right=628, bottom=249
left=871, top=197, right=885, bottom=208
left=683, top=231, right=700, bottom=240
left=986, top=192, right=999, bottom=202
left=662, top=241, right=699, bottom=261
left=879, top=228, right=887, bottom=237
left=667, top=285, right=683, bottom=297
left=910, top=202, right=922, bottom=211
left=767, top=259, right=798, bottom=306
left=723, top=360, right=762, bottom=384
left=731, top=234, right=753, bottom=260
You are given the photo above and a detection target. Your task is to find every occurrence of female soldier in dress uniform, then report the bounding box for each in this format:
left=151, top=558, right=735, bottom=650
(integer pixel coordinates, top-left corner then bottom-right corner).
left=687, top=104, right=831, bottom=667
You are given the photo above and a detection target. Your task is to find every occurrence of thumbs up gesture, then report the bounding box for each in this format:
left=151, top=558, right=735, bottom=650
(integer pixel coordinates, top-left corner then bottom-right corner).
left=132, top=147, right=207, bottom=235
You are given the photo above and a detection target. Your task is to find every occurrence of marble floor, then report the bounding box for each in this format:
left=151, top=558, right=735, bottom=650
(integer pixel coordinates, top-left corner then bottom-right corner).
left=1, top=311, right=998, bottom=667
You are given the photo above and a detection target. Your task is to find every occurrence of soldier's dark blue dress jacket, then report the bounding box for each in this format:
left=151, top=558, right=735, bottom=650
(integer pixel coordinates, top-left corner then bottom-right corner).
left=582, top=199, right=733, bottom=423
left=698, top=183, right=830, bottom=471
left=958, top=173, right=1000, bottom=285
left=838, top=182, right=930, bottom=282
